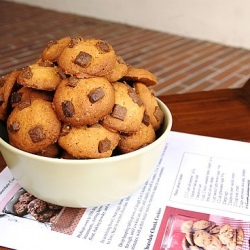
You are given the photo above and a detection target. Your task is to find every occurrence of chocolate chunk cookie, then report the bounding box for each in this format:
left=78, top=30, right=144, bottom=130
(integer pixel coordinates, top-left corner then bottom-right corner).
left=134, top=82, right=164, bottom=131
left=11, top=86, right=53, bottom=108
left=121, top=66, right=158, bottom=86
left=58, top=123, right=120, bottom=158
left=57, top=37, right=117, bottom=77
left=41, top=36, right=71, bottom=62
left=101, top=82, right=145, bottom=133
left=118, top=122, right=156, bottom=153
left=7, top=99, right=61, bottom=153
left=17, top=62, right=61, bottom=91
left=105, top=55, right=128, bottom=82
left=193, top=230, right=212, bottom=248
left=53, top=76, right=115, bottom=126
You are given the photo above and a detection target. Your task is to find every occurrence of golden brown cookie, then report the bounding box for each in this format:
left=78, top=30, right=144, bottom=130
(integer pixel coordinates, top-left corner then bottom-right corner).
left=11, top=86, right=53, bottom=108
left=204, top=235, right=222, bottom=250
left=118, top=122, right=155, bottom=154
left=208, top=225, right=221, bottom=236
left=101, top=82, right=145, bottom=133
left=7, top=99, right=61, bottom=153
left=58, top=123, right=120, bottom=159
left=41, top=36, right=71, bottom=62
left=134, top=82, right=164, bottom=130
left=193, top=230, right=212, bottom=248
left=105, top=55, right=128, bottom=82
left=219, top=225, right=234, bottom=245
left=17, top=62, right=61, bottom=91
left=227, top=229, right=237, bottom=250
left=121, top=66, right=158, bottom=86
left=0, top=70, right=20, bottom=121
left=57, top=37, right=117, bottom=77
left=192, top=220, right=213, bottom=231
left=53, top=76, right=115, bottom=126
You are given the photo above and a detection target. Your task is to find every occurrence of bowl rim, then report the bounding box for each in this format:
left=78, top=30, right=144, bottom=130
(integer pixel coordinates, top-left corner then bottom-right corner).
left=0, top=98, right=172, bottom=165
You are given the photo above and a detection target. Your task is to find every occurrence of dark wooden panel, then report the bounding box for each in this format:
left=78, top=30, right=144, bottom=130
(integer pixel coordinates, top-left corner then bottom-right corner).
left=159, top=79, right=250, bottom=142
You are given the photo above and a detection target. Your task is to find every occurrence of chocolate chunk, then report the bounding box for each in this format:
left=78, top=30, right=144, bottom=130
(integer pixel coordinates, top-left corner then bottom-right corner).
left=62, top=101, right=75, bottom=117
left=11, top=92, right=22, bottom=105
left=142, top=112, right=150, bottom=126
left=28, top=126, right=46, bottom=143
left=74, top=51, right=92, bottom=67
left=111, top=104, right=127, bottom=121
left=154, top=106, right=164, bottom=122
left=127, top=88, right=143, bottom=106
left=58, top=68, right=67, bottom=79
left=8, top=121, right=20, bottom=133
left=96, top=41, right=110, bottom=53
left=98, top=137, right=111, bottom=153
left=66, top=76, right=79, bottom=87
left=69, top=36, right=84, bottom=48
left=21, top=66, right=33, bottom=79
left=0, top=93, right=4, bottom=105
left=88, top=87, right=105, bottom=103
left=18, top=99, right=31, bottom=110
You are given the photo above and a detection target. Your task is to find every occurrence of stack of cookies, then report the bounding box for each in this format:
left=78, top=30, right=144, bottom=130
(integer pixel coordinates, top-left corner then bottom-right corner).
left=181, top=219, right=244, bottom=250
left=0, top=36, right=164, bottom=159
left=13, top=191, right=62, bottom=223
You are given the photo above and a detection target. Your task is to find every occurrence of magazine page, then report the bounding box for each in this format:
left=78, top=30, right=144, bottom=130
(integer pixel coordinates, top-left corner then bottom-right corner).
left=0, top=131, right=250, bottom=250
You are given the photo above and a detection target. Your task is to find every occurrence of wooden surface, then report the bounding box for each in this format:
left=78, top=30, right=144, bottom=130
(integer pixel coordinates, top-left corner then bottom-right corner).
left=1, top=81, right=250, bottom=249
left=160, top=79, right=250, bottom=142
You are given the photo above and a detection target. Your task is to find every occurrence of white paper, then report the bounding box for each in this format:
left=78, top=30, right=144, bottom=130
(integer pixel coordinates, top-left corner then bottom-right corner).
left=1, top=131, right=250, bottom=249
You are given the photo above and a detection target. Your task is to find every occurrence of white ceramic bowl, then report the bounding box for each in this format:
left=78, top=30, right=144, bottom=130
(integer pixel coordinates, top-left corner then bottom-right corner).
left=0, top=99, right=172, bottom=208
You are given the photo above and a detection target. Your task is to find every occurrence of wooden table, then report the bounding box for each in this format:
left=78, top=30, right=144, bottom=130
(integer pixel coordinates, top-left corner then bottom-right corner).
left=160, top=79, right=250, bottom=142
left=1, top=81, right=250, bottom=249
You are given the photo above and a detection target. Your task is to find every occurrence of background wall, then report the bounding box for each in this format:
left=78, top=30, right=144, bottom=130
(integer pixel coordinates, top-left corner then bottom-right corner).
left=9, top=0, right=250, bottom=50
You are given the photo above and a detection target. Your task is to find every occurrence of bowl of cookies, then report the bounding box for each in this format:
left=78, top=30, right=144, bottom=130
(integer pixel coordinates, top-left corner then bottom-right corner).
left=0, top=36, right=172, bottom=207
